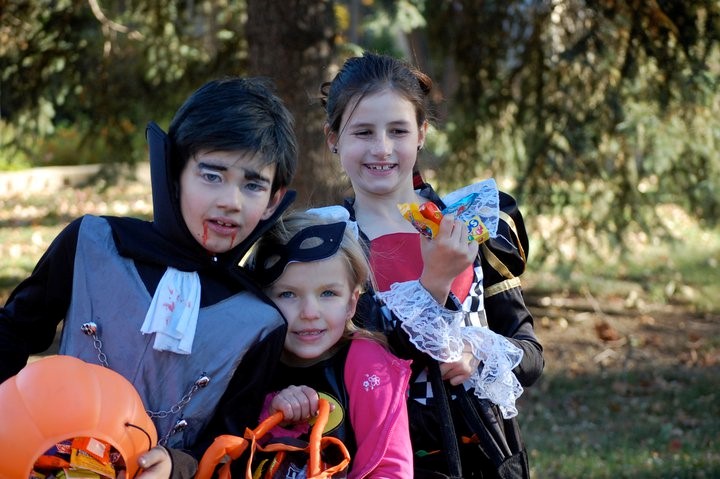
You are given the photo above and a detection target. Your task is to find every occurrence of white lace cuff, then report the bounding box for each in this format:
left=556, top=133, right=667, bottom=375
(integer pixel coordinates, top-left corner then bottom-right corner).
left=377, top=279, right=524, bottom=418
left=462, top=326, right=524, bottom=418
left=377, top=280, right=466, bottom=362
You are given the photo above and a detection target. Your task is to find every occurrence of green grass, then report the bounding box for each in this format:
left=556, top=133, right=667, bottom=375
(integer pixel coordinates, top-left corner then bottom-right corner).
left=502, top=206, right=720, bottom=477
left=526, top=216, right=720, bottom=314
left=521, top=367, right=720, bottom=478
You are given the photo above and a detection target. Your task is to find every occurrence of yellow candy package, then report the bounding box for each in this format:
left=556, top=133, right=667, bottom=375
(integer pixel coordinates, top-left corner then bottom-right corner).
left=398, top=202, right=439, bottom=239
left=464, top=215, right=490, bottom=243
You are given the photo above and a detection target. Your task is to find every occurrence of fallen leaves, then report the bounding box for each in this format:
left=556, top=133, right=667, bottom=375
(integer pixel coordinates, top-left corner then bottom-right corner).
left=595, top=319, right=621, bottom=342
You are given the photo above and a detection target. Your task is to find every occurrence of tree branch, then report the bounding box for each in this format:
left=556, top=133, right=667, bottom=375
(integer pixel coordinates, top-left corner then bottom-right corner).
left=87, top=0, right=143, bottom=40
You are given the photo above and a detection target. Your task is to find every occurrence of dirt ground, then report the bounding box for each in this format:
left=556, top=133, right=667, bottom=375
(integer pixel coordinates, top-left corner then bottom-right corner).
left=522, top=288, right=719, bottom=378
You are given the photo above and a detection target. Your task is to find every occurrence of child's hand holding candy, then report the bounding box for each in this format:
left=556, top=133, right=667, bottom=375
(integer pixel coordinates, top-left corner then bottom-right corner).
left=398, top=193, right=490, bottom=244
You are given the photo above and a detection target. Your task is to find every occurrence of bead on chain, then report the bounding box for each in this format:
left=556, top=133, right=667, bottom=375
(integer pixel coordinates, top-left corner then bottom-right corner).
left=157, top=419, right=189, bottom=446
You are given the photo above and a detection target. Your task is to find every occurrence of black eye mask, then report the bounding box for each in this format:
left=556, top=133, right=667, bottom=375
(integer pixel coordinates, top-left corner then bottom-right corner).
left=252, top=222, right=347, bottom=287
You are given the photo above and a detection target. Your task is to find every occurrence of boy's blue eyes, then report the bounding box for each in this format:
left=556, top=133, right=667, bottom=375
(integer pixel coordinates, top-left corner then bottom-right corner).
left=201, top=172, right=222, bottom=183
left=198, top=170, right=267, bottom=191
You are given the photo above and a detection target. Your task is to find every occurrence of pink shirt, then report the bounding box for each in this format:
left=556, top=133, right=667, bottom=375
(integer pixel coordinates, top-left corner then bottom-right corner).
left=345, top=339, right=413, bottom=478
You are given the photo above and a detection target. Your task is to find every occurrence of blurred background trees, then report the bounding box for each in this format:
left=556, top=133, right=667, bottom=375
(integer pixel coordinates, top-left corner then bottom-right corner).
left=2, top=0, right=719, bottom=266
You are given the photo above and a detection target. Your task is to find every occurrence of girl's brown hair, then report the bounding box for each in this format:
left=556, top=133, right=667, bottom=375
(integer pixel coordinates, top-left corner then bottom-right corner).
left=320, top=51, right=435, bottom=146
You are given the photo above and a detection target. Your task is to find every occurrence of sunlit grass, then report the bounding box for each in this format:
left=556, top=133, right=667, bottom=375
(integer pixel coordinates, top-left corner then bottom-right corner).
left=526, top=204, right=720, bottom=314
left=521, top=367, right=720, bottom=478
left=0, top=181, right=152, bottom=303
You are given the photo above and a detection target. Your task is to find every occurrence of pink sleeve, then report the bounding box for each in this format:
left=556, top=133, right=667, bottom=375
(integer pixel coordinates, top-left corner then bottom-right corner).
left=345, top=340, right=413, bottom=479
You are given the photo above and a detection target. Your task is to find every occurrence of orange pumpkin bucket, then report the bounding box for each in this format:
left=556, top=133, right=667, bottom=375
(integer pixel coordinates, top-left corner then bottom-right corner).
left=0, top=355, right=157, bottom=479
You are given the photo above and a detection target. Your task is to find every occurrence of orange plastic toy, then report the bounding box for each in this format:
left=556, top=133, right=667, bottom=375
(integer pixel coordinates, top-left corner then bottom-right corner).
left=0, top=355, right=157, bottom=479
left=196, top=398, right=350, bottom=479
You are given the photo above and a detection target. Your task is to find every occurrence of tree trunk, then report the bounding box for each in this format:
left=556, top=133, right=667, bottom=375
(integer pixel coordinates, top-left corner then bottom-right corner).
left=246, top=0, right=346, bottom=208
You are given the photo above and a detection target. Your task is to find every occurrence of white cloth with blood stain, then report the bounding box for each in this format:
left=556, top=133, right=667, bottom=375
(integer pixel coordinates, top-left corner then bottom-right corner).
left=140, top=267, right=201, bottom=354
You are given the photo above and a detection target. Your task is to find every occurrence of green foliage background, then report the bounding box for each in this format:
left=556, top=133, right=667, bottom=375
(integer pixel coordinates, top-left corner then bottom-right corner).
left=1, top=0, right=719, bottom=267
left=1, top=2, right=719, bottom=477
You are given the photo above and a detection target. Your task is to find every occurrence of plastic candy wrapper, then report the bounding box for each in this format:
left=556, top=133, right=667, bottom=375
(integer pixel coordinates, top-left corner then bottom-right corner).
left=398, top=192, right=491, bottom=243
left=398, top=202, right=440, bottom=239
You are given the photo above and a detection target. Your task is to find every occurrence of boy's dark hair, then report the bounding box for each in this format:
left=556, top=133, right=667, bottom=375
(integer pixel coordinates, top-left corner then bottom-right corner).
left=168, top=77, right=297, bottom=193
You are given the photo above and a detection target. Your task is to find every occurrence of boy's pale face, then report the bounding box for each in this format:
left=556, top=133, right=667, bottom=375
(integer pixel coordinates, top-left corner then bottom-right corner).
left=266, top=257, right=360, bottom=362
left=179, top=150, right=283, bottom=254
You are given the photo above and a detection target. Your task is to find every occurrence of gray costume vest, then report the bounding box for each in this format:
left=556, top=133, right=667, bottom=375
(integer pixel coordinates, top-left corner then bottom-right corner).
left=60, top=215, right=284, bottom=449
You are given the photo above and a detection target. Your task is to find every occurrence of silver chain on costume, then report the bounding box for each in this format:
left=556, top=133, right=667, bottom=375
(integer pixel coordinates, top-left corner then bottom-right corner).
left=80, top=322, right=109, bottom=368
left=81, top=321, right=211, bottom=445
left=146, top=375, right=210, bottom=419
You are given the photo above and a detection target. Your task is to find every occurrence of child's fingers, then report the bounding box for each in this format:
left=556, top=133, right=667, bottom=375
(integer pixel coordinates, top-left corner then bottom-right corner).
left=434, top=215, right=479, bottom=259
left=439, top=361, right=472, bottom=385
left=297, top=385, right=321, bottom=416
left=438, top=214, right=474, bottom=246
left=439, top=347, right=479, bottom=385
left=276, top=394, right=308, bottom=420
left=274, top=385, right=319, bottom=421
left=135, top=446, right=172, bottom=478
left=436, top=213, right=458, bottom=239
